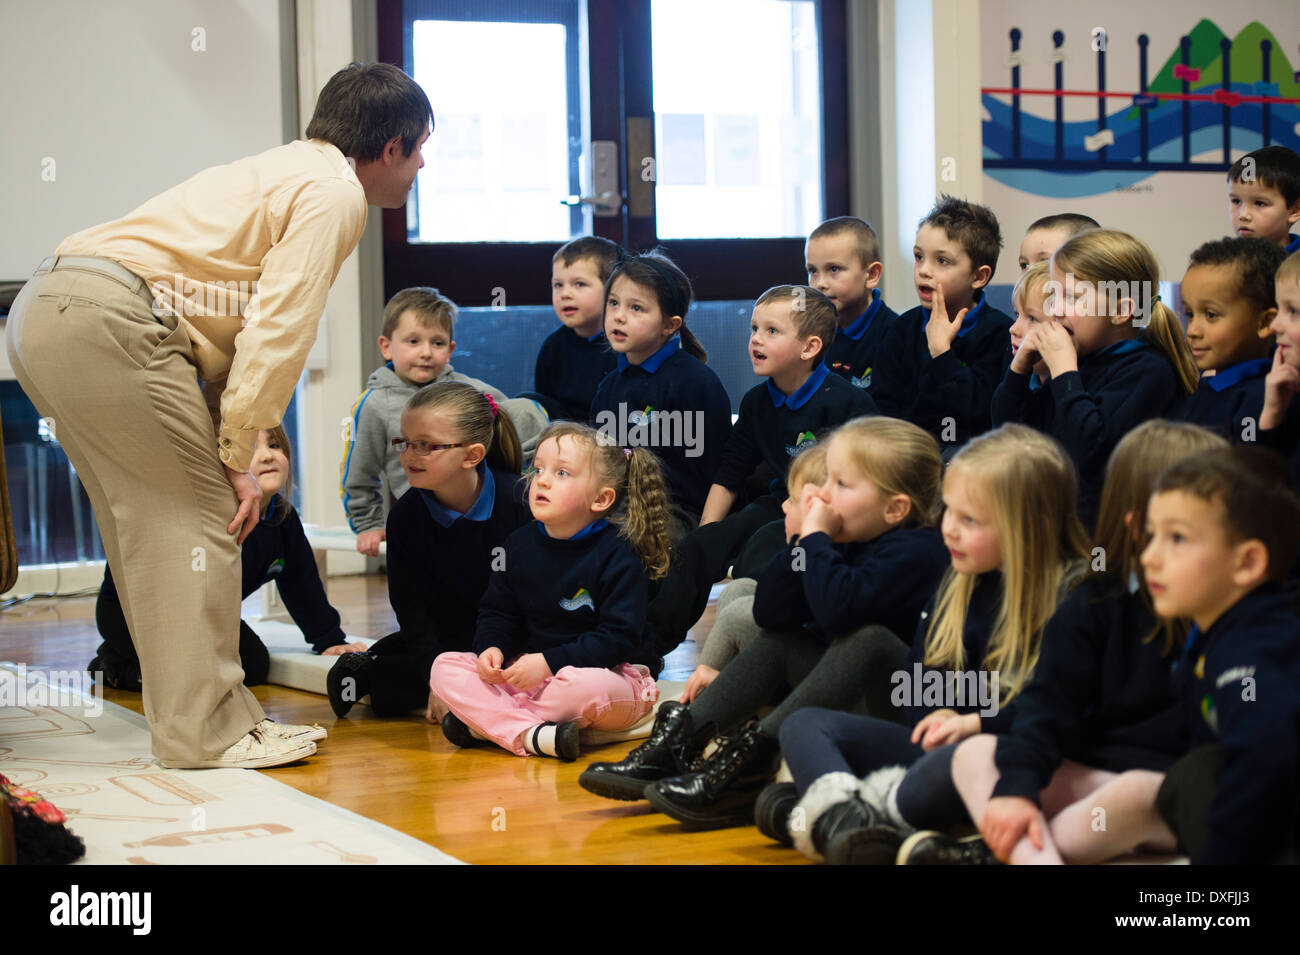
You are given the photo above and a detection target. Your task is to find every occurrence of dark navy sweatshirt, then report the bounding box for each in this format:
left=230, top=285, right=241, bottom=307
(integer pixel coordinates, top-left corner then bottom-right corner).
left=711, top=362, right=877, bottom=499
left=472, top=519, right=660, bottom=675
left=1260, top=402, right=1300, bottom=493
left=533, top=325, right=618, bottom=422
left=896, top=570, right=1018, bottom=734
left=992, top=574, right=1186, bottom=802
left=870, top=293, right=1014, bottom=453
left=751, top=527, right=948, bottom=642
left=385, top=465, right=532, bottom=655
left=1172, top=584, right=1300, bottom=864
left=825, top=289, right=900, bottom=392
left=589, top=337, right=733, bottom=517
left=991, top=339, right=1184, bottom=528
left=1176, top=357, right=1270, bottom=444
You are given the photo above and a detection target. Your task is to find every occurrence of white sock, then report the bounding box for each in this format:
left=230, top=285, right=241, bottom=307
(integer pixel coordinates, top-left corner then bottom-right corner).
left=523, top=723, right=558, bottom=757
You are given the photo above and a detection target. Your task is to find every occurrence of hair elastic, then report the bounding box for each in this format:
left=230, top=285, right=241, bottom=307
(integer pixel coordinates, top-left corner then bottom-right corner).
left=623, top=447, right=632, bottom=459
left=484, top=392, right=499, bottom=419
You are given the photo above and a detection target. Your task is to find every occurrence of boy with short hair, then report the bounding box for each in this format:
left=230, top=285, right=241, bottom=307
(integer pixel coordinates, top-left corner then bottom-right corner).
left=1176, top=236, right=1286, bottom=440
left=341, top=287, right=543, bottom=556
left=648, top=286, right=878, bottom=654
left=1227, top=145, right=1300, bottom=254
left=531, top=236, right=625, bottom=420
left=805, top=216, right=898, bottom=390
left=1017, top=212, right=1100, bottom=271
left=871, top=195, right=1014, bottom=455
left=1143, top=448, right=1300, bottom=863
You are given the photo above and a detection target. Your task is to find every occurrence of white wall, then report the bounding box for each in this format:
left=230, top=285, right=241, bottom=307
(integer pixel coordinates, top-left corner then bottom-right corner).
left=866, top=0, right=985, bottom=310
left=0, top=0, right=285, bottom=279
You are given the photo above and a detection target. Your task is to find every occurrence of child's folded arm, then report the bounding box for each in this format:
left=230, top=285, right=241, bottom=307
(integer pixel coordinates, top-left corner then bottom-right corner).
left=472, top=570, right=529, bottom=660
left=991, top=587, right=1108, bottom=801
left=750, top=543, right=813, bottom=632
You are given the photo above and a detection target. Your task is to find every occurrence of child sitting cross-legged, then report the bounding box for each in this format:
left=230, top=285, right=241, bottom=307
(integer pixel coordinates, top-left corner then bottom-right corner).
left=427, top=422, right=671, bottom=761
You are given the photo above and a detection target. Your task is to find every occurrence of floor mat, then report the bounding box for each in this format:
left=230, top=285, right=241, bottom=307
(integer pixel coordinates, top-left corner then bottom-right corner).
left=0, top=663, right=462, bottom=865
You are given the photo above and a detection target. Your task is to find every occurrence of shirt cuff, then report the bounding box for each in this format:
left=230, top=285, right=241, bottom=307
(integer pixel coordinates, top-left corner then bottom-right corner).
left=218, top=425, right=258, bottom=472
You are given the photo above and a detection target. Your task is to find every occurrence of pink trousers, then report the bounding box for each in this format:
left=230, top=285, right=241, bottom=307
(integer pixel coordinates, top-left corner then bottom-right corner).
left=429, top=653, right=660, bottom=756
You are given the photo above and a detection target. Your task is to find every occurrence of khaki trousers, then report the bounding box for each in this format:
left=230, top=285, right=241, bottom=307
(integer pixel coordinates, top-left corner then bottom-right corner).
left=6, top=259, right=264, bottom=763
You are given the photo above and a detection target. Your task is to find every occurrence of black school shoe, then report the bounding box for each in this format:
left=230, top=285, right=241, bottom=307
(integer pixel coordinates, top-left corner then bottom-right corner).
left=754, top=781, right=799, bottom=846
left=578, top=701, right=714, bottom=801
left=896, top=830, right=1000, bottom=865
left=326, top=651, right=375, bottom=718
left=644, top=722, right=781, bottom=830
left=441, top=712, right=487, bottom=749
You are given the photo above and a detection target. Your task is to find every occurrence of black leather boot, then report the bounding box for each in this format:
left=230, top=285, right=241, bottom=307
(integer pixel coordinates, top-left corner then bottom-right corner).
left=578, top=701, right=713, bottom=801
left=816, top=798, right=903, bottom=865
left=644, top=722, right=781, bottom=830
left=754, top=781, right=799, bottom=846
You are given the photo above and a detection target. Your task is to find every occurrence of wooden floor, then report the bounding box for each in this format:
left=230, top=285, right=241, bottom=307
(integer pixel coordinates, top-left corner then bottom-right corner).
left=1, top=574, right=805, bottom=865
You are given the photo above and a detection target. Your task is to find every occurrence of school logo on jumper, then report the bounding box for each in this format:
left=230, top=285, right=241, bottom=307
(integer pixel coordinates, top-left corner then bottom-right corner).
left=889, top=664, right=1000, bottom=718
left=264, top=558, right=285, bottom=578
left=594, top=402, right=706, bottom=458
left=785, top=431, right=817, bottom=457
left=559, top=588, right=596, bottom=612
left=852, top=368, right=872, bottom=389
left=1199, top=693, right=1218, bottom=735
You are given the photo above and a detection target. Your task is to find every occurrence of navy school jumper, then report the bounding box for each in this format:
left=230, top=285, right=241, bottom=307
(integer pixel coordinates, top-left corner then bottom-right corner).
left=588, top=337, right=733, bottom=518
left=991, top=339, right=1184, bottom=528
left=870, top=293, right=1013, bottom=454
left=825, top=288, right=900, bottom=392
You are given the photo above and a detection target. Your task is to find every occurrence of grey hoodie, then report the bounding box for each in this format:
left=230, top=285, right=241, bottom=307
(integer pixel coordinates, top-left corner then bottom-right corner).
left=340, top=362, right=547, bottom=533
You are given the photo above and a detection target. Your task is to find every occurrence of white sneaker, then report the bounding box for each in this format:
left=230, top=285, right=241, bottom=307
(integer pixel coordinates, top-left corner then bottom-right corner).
left=256, top=718, right=327, bottom=743
left=161, top=727, right=316, bottom=769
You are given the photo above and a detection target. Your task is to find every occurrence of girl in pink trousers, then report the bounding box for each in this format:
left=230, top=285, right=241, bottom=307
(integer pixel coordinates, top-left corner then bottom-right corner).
left=428, top=422, right=673, bottom=760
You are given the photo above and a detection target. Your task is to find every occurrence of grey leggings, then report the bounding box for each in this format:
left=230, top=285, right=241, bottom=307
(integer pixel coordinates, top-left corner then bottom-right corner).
left=688, top=622, right=909, bottom=739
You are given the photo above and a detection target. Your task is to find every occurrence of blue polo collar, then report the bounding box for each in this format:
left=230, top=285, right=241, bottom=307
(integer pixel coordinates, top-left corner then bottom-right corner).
left=617, top=336, right=680, bottom=373
left=920, top=292, right=987, bottom=339
left=538, top=517, right=609, bottom=541
left=587, top=329, right=606, bottom=342
left=838, top=289, right=883, bottom=342
left=767, top=360, right=830, bottom=410
left=1206, top=357, right=1271, bottom=392
left=1286, top=233, right=1299, bottom=255
left=418, top=463, right=495, bottom=528
left=261, top=495, right=282, bottom=523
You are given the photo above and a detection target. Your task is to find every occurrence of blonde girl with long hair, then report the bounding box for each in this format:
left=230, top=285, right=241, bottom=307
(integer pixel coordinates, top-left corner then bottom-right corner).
left=992, top=229, right=1198, bottom=528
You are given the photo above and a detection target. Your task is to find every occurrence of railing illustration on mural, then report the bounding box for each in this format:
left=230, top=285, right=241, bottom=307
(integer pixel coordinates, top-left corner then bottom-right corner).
left=982, top=19, right=1300, bottom=182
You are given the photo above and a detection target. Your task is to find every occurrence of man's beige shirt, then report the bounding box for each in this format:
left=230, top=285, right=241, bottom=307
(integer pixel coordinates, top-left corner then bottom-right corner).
left=57, top=139, right=367, bottom=472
